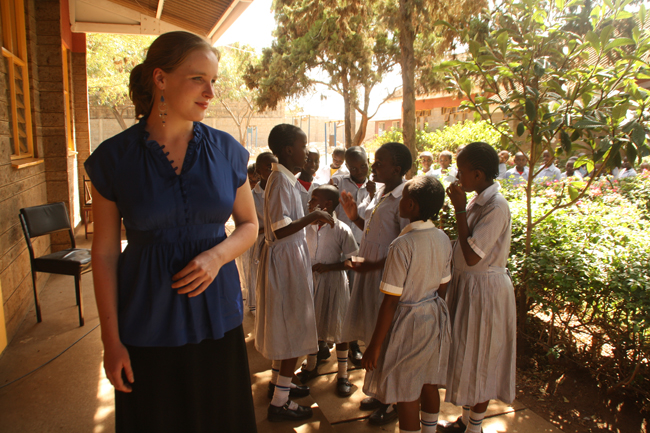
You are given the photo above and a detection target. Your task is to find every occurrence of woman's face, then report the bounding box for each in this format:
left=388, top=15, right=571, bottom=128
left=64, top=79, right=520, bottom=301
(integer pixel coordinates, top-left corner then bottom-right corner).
left=157, top=48, right=219, bottom=122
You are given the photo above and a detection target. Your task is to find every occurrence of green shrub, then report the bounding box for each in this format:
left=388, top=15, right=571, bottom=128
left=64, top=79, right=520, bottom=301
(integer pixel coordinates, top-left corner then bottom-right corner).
left=440, top=173, right=650, bottom=405
left=364, top=120, right=503, bottom=157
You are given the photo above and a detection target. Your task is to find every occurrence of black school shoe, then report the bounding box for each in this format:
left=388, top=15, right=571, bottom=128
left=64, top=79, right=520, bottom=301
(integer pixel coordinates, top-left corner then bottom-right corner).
left=437, top=416, right=483, bottom=433
left=267, top=382, right=310, bottom=399
left=368, top=403, right=398, bottom=425
left=267, top=400, right=313, bottom=422
left=317, top=343, right=331, bottom=364
left=336, top=377, right=353, bottom=397
left=296, top=366, right=320, bottom=384
left=348, top=341, right=363, bottom=367
left=359, top=396, right=383, bottom=411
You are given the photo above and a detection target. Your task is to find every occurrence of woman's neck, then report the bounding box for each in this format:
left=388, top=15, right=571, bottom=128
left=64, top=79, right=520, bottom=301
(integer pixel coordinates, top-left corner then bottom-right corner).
left=145, top=114, right=194, bottom=145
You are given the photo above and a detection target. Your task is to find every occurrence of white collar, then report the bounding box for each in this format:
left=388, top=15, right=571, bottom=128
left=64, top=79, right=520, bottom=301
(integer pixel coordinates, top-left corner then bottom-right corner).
left=474, top=182, right=500, bottom=206
left=399, top=220, right=435, bottom=236
left=378, top=179, right=406, bottom=199
left=272, top=163, right=297, bottom=186
left=253, top=182, right=264, bottom=194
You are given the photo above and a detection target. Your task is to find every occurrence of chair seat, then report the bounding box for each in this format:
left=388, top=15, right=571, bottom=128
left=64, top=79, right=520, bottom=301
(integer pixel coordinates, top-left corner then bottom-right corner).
left=33, top=248, right=92, bottom=275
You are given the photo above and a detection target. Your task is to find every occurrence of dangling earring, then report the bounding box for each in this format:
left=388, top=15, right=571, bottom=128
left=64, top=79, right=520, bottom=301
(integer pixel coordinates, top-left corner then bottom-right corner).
left=158, top=92, right=167, bottom=126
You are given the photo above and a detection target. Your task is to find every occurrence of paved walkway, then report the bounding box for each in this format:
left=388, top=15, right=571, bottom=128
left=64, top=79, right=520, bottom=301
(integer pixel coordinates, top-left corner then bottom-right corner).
left=0, top=232, right=562, bottom=432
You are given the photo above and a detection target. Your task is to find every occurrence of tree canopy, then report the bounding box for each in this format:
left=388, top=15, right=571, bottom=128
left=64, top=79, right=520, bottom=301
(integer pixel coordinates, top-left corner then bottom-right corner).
left=434, top=0, right=650, bottom=328
left=214, top=43, right=263, bottom=146
left=86, top=33, right=154, bottom=129
left=244, top=0, right=399, bottom=147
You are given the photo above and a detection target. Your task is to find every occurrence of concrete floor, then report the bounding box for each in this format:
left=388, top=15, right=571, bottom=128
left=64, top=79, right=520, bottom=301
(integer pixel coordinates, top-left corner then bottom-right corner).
left=0, top=231, right=562, bottom=432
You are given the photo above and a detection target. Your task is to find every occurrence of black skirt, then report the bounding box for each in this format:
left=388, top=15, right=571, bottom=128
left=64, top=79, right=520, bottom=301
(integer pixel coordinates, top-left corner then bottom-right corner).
left=115, top=324, right=257, bottom=433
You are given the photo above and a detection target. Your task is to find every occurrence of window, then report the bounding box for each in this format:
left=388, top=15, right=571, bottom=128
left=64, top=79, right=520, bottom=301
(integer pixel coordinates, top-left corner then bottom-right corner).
left=1, top=0, right=34, bottom=159
left=378, top=122, right=385, bottom=133
left=62, top=44, right=75, bottom=152
left=392, top=120, right=400, bottom=129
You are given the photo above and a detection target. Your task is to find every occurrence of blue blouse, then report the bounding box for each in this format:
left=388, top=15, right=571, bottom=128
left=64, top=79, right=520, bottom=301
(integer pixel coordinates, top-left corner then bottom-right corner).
left=84, top=118, right=248, bottom=347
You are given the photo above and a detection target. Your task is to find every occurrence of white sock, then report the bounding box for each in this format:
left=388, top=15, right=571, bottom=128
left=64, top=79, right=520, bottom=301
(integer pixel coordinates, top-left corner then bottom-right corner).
left=270, top=375, right=292, bottom=407
left=467, top=410, right=486, bottom=433
left=306, top=353, right=318, bottom=371
left=420, top=411, right=439, bottom=433
left=399, top=429, right=421, bottom=433
left=271, top=360, right=281, bottom=385
left=336, top=350, right=348, bottom=379
left=462, top=405, right=471, bottom=425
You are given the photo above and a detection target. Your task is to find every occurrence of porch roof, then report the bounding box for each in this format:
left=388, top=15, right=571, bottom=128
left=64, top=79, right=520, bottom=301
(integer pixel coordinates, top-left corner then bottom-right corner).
left=70, top=0, right=253, bottom=43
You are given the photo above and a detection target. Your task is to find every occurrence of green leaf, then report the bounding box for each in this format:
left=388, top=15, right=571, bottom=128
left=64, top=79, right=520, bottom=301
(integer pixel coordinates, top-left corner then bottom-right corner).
left=626, top=142, right=637, bottom=166
left=534, top=61, right=545, bottom=77
left=560, top=131, right=572, bottom=152
left=497, top=31, right=509, bottom=55
left=568, top=184, right=580, bottom=201
left=604, top=38, right=635, bottom=52
left=556, top=0, right=565, bottom=10
left=600, top=25, right=614, bottom=48
left=585, top=31, right=600, bottom=51
left=460, top=77, right=473, bottom=96
left=573, top=119, right=606, bottom=129
left=641, top=3, right=646, bottom=25
left=574, top=156, right=594, bottom=173
left=473, top=111, right=482, bottom=121
left=631, top=124, right=646, bottom=146
left=468, top=40, right=481, bottom=57
left=525, top=98, right=537, bottom=121
left=517, top=122, right=525, bottom=137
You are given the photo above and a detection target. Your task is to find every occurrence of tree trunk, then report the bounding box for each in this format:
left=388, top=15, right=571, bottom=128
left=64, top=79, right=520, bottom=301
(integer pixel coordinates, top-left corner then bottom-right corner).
left=342, top=73, right=353, bottom=148
left=398, top=0, right=417, bottom=165
left=111, top=106, right=128, bottom=131
left=352, top=112, right=369, bottom=147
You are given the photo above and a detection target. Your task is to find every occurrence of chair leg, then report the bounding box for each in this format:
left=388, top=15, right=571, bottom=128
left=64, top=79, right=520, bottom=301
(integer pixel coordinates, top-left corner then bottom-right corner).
left=75, top=273, right=84, bottom=327
left=31, top=270, right=42, bottom=323
left=84, top=210, right=89, bottom=239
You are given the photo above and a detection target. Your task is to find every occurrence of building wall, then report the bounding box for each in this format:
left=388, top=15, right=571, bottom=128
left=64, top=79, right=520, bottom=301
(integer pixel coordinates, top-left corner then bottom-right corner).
left=0, top=0, right=50, bottom=345
left=0, top=0, right=89, bottom=348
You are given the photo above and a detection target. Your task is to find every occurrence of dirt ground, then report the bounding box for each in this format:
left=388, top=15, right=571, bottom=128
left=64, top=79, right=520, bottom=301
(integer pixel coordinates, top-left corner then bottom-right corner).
left=516, top=337, right=649, bottom=433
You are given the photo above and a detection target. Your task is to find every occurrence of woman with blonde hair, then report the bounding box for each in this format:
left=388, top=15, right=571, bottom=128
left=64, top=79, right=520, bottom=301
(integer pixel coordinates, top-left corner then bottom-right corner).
left=85, top=31, right=258, bottom=432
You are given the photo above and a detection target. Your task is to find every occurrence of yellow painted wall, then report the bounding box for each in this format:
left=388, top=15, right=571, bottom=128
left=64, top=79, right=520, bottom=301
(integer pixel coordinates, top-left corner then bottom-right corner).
left=0, top=279, right=7, bottom=354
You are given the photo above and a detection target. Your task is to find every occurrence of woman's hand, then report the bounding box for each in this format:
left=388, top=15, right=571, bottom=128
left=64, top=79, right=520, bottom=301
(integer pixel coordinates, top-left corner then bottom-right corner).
left=446, top=181, right=467, bottom=212
left=339, top=191, right=359, bottom=221
left=103, top=340, right=134, bottom=393
left=172, top=250, right=223, bottom=297
left=361, top=343, right=381, bottom=371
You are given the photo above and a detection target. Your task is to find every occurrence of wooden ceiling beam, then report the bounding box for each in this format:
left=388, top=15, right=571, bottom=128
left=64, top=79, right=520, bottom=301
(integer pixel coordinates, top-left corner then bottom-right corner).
left=155, top=0, right=164, bottom=19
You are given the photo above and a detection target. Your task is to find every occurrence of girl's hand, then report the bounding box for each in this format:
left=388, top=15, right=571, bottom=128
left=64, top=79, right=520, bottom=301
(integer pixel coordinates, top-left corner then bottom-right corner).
left=446, top=181, right=467, bottom=211
left=339, top=191, right=359, bottom=221
left=312, top=263, right=331, bottom=273
left=361, top=343, right=381, bottom=371
left=172, top=250, right=223, bottom=297
left=312, top=210, right=335, bottom=228
left=347, top=260, right=377, bottom=273
left=103, top=340, right=134, bottom=393
left=366, top=180, right=376, bottom=198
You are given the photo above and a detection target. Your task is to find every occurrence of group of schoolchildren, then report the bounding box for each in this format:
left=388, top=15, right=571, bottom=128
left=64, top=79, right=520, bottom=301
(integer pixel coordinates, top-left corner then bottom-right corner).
left=418, top=147, right=647, bottom=190
left=237, top=123, right=516, bottom=433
